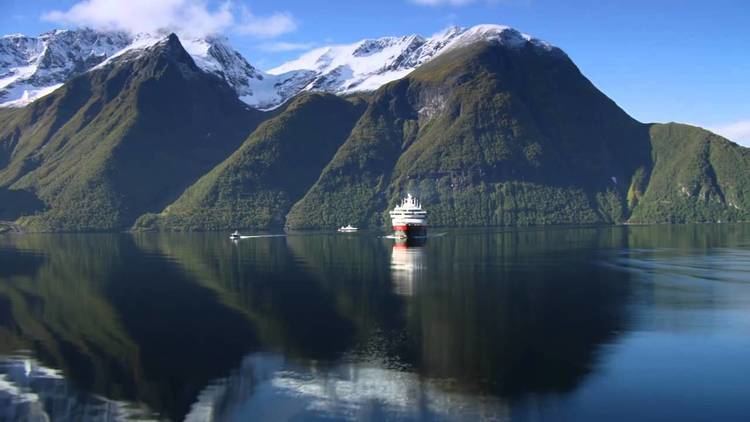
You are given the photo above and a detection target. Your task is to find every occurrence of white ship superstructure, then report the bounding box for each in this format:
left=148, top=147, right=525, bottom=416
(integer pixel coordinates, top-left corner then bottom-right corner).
left=389, top=194, right=427, bottom=238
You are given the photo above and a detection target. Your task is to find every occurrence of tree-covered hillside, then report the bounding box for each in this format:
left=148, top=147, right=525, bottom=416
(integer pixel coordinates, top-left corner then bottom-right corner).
left=629, top=123, right=750, bottom=223
left=135, top=93, right=366, bottom=231
left=287, top=41, right=653, bottom=229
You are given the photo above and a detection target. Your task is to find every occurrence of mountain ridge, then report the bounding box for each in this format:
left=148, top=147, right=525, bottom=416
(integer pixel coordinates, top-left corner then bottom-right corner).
left=1, top=25, right=562, bottom=110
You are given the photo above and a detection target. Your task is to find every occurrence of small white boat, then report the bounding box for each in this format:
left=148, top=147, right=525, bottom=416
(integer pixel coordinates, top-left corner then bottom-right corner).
left=229, top=230, right=241, bottom=239
left=338, top=225, right=359, bottom=232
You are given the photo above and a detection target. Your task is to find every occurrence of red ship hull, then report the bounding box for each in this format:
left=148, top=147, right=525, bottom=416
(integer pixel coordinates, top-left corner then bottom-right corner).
left=392, top=224, right=427, bottom=238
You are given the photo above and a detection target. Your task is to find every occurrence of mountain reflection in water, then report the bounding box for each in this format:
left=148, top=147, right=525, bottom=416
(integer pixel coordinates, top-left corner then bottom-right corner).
left=1, top=225, right=749, bottom=420
left=0, top=355, right=157, bottom=420
left=185, top=353, right=510, bottom=421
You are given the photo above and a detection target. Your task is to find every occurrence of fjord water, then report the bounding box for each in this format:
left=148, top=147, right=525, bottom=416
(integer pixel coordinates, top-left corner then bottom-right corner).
left=0, top=226, right=749, bottom=421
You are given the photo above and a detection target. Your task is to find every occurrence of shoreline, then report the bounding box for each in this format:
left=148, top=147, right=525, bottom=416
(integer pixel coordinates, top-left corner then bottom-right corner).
left=0, top=221, right=24, bottom=235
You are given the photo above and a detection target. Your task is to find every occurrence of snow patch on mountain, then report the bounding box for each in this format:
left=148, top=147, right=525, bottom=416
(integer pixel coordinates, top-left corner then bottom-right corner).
left=92, top=33, right=163, bottom=68
left=0, top=28, right=132, bottom=107
left=0, top=83, right=64, bottom=107
left=181, top=36, right=314, bottom=110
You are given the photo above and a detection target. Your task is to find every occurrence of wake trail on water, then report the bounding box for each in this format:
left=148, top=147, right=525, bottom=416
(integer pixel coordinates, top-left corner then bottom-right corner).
left=236, top=234, right=287, bottom=240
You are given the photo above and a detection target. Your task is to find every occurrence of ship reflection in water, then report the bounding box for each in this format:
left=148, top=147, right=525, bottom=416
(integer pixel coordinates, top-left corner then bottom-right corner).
left=390, top=238, right=426, bottom=296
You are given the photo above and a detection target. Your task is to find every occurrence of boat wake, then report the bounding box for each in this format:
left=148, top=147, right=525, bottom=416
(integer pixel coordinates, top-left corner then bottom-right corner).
left=234, top=234, right=287, bottom=240
left=382, top=235, right=404, bottom=239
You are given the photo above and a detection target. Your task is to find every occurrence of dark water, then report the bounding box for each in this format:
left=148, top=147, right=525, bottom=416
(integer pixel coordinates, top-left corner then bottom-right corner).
left=0, top=225, right=749, bottom=421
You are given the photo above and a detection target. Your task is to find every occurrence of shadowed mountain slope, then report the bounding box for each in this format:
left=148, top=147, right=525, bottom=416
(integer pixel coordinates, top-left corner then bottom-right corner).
left=134, top=93, right=366, bottom=231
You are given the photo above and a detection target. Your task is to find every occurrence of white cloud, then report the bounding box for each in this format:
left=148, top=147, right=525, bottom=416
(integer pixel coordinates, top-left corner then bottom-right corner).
left=235, top=6, right=296, bottom=38
left=257, top=41, right=315, bottom=52
left=707, top=119, right=750, bottom=147
left=42, top=0, right=231, bottom=38
left=42, top=0, right=296, bottom=39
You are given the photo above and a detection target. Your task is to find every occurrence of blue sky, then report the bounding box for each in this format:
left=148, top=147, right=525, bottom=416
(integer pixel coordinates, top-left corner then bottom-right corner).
left=2, top=0, right=749, bottom=144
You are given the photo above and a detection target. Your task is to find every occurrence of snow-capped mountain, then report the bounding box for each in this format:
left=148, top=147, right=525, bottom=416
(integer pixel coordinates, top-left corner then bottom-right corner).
left=236, top=24, right=559, bottom=109
left=267, top=25, right=559, bottom=98
left=0, top=28, right=269, bottom=108
left=101, top=33, right=315, bottom=110
left=0, top=28, right=131, bottom=107
left=0, top=28, right=307, bottom=110
left=0, top=25, right=558, bottom=110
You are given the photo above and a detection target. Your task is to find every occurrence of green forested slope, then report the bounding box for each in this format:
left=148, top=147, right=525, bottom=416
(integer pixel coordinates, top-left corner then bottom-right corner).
left=135, top=93, right=365, bottom=230
left=285, top=80, right=416, bottom=229
left=629, top=123, right=750, bottom=223
left=287, top=41, right=652, bottom=229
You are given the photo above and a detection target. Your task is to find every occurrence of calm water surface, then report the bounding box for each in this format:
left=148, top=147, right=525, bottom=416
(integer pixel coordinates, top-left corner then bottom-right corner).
left=0, top=225, right=749, bottom=421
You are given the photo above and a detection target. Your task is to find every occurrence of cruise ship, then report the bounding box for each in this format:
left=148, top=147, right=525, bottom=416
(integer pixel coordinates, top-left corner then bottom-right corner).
left=389, top=194, right=427, bottom=239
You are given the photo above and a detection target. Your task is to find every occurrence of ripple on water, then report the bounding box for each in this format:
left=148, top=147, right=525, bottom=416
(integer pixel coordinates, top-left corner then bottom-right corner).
left=609, top=247, right=750, bottom=285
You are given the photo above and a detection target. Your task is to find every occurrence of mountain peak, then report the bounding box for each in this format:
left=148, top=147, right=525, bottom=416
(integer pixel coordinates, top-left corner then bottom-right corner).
left=260, top=24, right=560, bottom=107
left=95, top=32, right=191, bottom=69
left=456, top=24, right=557, bottom=52
left=138, top=32, right=201, bottom=76
left=153, top=32, right=191, bottom=59
left=165, top=32, right=180, bottom=44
